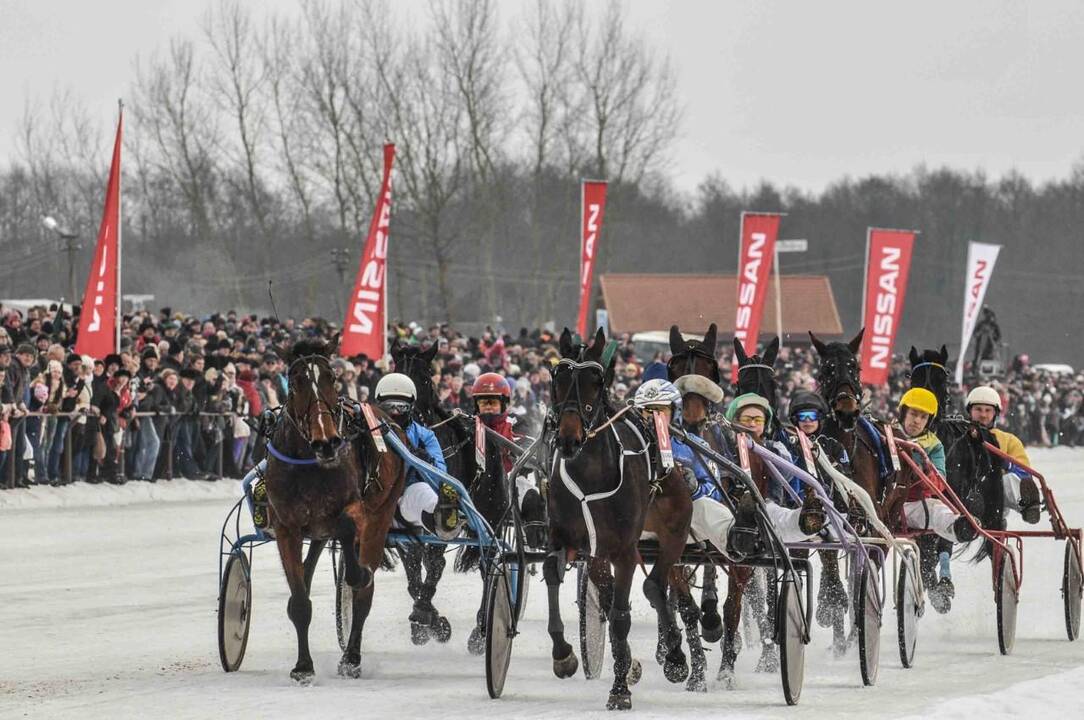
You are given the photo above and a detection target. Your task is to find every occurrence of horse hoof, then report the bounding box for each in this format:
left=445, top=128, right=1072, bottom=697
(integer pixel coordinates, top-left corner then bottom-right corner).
left=701, top=615, right=723, bottom=644
left=553, top=650, right=579, bottom=679
left=628, top=658, right=643, bottom=686
left=754, top=645, right=779, bottom=674
left=717, top=665, right=737, bottom=689
left=411, top=622, right=431, bottom=646
left=606, top=691, right=632, bottom=711
left=290, top=669, right=315, bottom=686
left=664, top=652, right=689, bottom=684
left=686, top=674, right=707, bottom=693
left=433, top=616, right=452, bottom=643
left=467, top=624, right=486, bottom=656
left=337, top=659, right=362, bottom=679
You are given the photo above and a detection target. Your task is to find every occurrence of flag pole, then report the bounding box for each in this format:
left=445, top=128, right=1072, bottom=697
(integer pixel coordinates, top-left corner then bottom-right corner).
left=115, top=99, right=124, bottom=353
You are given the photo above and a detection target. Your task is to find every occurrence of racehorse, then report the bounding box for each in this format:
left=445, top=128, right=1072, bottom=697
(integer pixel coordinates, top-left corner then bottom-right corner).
left=545, top=328, right=692, bottom=710
left=665, top=325, right=781, bottom=684
left=908, top=346, right=1004, bottom=590
left=389, top=340, right=493, bottom=649
left=809, top=329, right=890, bottom=653
left=262, top=337, right=406, bottom=682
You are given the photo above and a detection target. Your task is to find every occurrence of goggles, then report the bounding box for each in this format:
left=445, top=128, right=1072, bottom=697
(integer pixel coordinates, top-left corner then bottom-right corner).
left=794, top=410, right=822, bottom=423
left=736, top=415, right=766, bottom=427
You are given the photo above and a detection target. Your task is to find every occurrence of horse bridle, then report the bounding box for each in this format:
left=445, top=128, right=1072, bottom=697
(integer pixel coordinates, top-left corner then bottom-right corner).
left=549, top=356, right=608, bottom=435
left=282, top=353, right=345, bottom=448
left=669, top=344, right=720, bottom=383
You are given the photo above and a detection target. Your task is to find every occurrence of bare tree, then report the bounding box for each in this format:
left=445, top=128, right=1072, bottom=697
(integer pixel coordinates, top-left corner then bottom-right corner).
left=202, top=0, right=271, bottom=237
left=574, top=1, right=682, bottom=184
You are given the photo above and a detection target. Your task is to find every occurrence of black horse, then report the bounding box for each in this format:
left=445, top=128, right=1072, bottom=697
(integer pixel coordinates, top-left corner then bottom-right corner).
left=545, top=328, right=692, bottom=710
left=809, top=329, right=892, bottom=652
left=908, top=346, right=1004, bottom=609
left=390, top=340, right=504, bottom=652
left=262, top=337, right=406, bottom=682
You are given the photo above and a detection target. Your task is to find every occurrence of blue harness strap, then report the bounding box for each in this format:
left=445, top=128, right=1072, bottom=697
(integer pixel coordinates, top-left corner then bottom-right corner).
left=266, top=441, right=320, bottom=466
left=857, top=416, right=893, bottom=481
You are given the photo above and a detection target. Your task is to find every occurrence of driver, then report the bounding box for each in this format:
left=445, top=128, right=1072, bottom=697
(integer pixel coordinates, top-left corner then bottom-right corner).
left=965, top=386, right=1042, bottom=524
left=375, top=373, right=461, bottom=539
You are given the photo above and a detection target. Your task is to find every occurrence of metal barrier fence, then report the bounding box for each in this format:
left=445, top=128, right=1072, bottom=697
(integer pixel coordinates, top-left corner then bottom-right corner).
left=2, top=410, right=245, bottom=489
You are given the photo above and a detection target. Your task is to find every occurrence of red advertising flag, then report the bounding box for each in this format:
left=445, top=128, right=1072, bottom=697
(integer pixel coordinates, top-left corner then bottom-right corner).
left=75, top=110, right=123, bottom=359
left=577, top=181, right=608, bottom=337
left=732, top=212, right=781, bottom=372
left=860, top=228, right=916, bottom=385
left=341, top=144, right=395, bottom=359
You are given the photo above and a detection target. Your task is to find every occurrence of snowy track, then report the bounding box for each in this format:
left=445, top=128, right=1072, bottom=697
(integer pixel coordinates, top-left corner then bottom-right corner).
left=3, top=449, right=1083, bottom=719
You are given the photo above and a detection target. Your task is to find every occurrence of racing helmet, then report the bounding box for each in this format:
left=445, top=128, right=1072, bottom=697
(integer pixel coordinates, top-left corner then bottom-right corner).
left=899, top=387, right=938, bottom=416
left=965, top=386, right=1002, bottom=413
left=633, top=379, right=682, bottom=410
left=472, top=372, right=511, bottom=411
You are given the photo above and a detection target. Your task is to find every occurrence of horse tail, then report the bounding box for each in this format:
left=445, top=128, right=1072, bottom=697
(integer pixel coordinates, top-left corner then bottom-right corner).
left=454, top=545, right=482, bottom=573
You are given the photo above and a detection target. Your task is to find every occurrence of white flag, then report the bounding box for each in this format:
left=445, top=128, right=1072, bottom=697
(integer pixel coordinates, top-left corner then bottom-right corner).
left=955, top=241, right=1001, bottom=384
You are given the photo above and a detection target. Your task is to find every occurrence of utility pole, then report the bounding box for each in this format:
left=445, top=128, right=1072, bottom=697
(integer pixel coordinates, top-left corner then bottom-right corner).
left=42, top=216, right=82, bottom=303
left=329, top=248, right=351, bottom=318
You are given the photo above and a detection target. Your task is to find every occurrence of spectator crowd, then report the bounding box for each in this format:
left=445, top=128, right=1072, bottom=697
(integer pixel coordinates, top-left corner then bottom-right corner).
left=3, top=302, right=1083, bottom=489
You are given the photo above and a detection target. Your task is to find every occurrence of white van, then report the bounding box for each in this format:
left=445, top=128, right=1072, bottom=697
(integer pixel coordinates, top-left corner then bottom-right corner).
left=631, top=330, right=705, bottom=364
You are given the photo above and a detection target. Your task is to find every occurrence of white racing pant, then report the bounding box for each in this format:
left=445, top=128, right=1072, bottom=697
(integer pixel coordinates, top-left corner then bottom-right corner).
left=690, top=497, right=736, bottom=556
left=904, top=499, right=961, bottom=542
left=764, top=501, right=817, bottom=544
left=397, top=482, right=438, bottom=528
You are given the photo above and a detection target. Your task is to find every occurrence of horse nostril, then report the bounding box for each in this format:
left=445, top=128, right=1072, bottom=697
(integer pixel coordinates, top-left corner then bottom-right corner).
left=328, top=437, right=343, bottom=450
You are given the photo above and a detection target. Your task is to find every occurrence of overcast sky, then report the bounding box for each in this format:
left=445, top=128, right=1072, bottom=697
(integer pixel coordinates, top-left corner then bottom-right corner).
left=2, top=0, right=1083, bottom=194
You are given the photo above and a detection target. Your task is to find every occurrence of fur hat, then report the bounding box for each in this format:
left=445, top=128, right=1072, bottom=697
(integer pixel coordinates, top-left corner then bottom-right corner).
left=674, top=375, right=724, bottom=404
left=725, top=392, right=774, bottom=426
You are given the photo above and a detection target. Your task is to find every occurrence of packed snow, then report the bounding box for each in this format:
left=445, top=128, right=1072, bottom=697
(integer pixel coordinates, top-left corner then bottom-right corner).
left=2, top=449, right=1083, bottom=719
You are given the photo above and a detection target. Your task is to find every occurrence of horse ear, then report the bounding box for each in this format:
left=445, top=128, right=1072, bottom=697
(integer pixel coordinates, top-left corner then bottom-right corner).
left=909, top=346, right=921, bottom=366
left=669, top=325, right=685, bottom=355
left=848, top=328, right=865, bottom=355
left=808, top=331, right=827, bottom=356
left=421, top=341, right=439, bottom=364
left=939, top=344, right=949, bottom=364
left=559, top=328, right=574, bottom=357
left=326, top=332, right=340, bottom=357
left=703, top=323, right=718, bottom=353
left=585, top=327, right=606, bottom=361
left=732, top=337, right=749, bottom=365
left=763, top=336, right=779, bottom=367
left=277, top=342, right=293, bottom=365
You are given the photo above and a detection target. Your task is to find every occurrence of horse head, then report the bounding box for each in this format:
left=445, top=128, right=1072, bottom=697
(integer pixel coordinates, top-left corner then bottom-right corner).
left=908, top=345, right=951, bottom=419
left=810, top=329, right=864, bottom=425
left=390, top=338, right=439, bottom=421
left=732, top=335, right=779, bottom=409
left=667, top=323, right=720, bottom=383
left=280, top=334, right=344, bottom=465
left=552, top=327, right=612, bottom=458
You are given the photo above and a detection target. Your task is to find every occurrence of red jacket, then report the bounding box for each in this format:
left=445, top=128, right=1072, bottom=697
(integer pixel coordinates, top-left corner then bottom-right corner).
left=236, top=371, right=262, bottom=416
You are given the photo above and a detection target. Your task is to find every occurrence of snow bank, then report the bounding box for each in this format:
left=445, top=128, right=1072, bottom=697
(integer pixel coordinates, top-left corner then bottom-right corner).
left=0, top=476, right=241, bottom=511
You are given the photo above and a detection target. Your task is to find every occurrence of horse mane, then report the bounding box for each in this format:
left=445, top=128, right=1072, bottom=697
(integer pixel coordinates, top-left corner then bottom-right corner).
left=290, top=337, right=333, bottom=358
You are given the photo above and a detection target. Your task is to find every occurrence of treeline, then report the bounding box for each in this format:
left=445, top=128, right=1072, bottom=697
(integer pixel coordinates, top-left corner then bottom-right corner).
left=1, top=0, right=1082, bottom=364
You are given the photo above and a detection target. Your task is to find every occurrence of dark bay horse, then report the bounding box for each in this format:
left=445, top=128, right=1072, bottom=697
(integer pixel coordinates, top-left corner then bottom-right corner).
left=263, top=337, right=406, bottom=682
left=546, top=328, right=691, bottom=710
left=908, top=346, right=1003, bottom=605
left=389, top=340, right=488, bottom=647
left=809, top=329, right=891, bottom=653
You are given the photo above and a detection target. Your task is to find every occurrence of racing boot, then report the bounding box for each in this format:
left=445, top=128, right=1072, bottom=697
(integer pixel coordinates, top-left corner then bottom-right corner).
left=953, top=516, right=978, bottom=543
left=520, top=487, right=547, bottom=548
left=1018, top=476, right=1042, bottom=525
left=798, top=492, right=826, bottom=536
left=435, top=481, right=464, bottom=541
left=727, top=492, right=761, bottom=561
left=251, top=479, right=271, bottom=532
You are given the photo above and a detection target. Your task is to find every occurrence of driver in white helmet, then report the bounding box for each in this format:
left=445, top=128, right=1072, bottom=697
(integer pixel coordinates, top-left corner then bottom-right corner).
left=375, top=373, right=461, bottom=539
left=633, top=379, right=755, bottom=560
left=966, top=385, right=1042, bottom=524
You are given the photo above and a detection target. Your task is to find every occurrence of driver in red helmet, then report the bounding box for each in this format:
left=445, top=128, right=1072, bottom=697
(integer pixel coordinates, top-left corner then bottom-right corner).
left=472, top=372, right=546, bottom=546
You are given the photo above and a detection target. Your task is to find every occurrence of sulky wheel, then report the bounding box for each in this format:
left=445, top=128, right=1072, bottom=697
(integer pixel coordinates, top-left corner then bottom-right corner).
left=857, top=562, right=882, bottom=686
left=218, top=550, right=252, bottom=672
left=336, top=550, right=354, bottom=652
left=995, top=549, right=1019, bottom=656
left=778, top=573, right=806, bottom=706
left=485, top=563, right=517, bottom=699
left=1063, top=539, right=1082, bottom=641
left=896, top=553, right=920, bottom=668
left=577, top=564, right=607, bottom=680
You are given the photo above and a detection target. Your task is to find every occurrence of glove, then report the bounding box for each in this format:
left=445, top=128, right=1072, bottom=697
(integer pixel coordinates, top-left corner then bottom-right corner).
left=680, top=465, right=699, bottom=494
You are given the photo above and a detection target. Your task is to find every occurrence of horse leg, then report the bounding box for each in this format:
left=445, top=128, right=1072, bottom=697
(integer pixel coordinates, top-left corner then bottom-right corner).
left=645, top=566, right=686, bottom=685
left=303, top=539, right=328, bottom=592
left=414, top=544, right=451, bottom=642
left=468, top=565, right=488, bottom=656
left=339, top=523, right=384, bottom=678
left=700, top=562, right=723, bottom=642
left=818, top=549, right=850, bottom=656
left=544, top=549, right=579, bottom=678
left=672, top=570, right=708, bottom=692
left=755, top=567, right=780, bottom=673
left=397, top=545, right=431, bottom=645
left=275, top=527, right=315, bottom=683
left=606, top=549, right=638, bottom=711
left=657, top=568, right=683, bottom=665
left=718, top=567, right=748, bottom=688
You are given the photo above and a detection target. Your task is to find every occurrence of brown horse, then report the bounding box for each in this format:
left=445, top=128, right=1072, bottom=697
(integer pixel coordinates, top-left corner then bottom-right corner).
left=809, top=329, right=892, bottom=654
left=545, top=328, right=691, bottom=710
left=263, top=337, right=406, bottom=682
